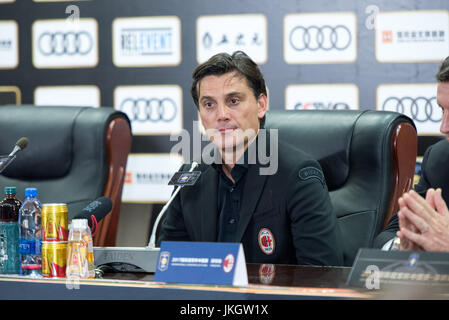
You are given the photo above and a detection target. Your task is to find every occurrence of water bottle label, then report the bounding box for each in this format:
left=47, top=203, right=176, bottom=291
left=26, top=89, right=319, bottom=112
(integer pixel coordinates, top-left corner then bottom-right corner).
left=19, top=239, right=36, bottom=255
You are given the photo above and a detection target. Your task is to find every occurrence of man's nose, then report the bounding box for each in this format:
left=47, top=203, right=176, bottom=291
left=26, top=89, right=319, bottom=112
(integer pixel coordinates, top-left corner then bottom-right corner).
left=440, top=110, right=449, bottom=135
left=217, top=103, right=230, bottom=120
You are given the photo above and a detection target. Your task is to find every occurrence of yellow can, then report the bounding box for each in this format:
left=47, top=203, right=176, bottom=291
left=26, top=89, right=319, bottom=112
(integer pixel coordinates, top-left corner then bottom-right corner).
left=41, top=203, right=68, bottom=242
left=42, top=242, right=67, bottom=278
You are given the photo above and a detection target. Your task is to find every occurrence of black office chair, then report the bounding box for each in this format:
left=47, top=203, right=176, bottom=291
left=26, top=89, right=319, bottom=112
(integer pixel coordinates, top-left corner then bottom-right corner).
left=265, top=109, right=417, bottom=266
left=0, top=105, right=132, bottom=247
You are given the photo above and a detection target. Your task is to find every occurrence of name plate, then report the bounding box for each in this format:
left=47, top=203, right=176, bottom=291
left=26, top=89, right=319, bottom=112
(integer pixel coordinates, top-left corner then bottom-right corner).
left=347, top=248, right=449, bottom=289
left=154, top=241, right=248, bottom=286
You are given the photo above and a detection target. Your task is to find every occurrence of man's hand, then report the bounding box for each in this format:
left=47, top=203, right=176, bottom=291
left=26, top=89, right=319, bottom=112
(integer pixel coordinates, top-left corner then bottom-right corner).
left=397, top=188, right=449, bottom=252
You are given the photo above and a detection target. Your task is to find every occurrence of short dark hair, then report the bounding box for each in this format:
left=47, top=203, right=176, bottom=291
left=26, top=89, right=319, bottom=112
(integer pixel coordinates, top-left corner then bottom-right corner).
left=191, top=51, right=267, bottom=127
left=436, top=56, right=449, bottom=82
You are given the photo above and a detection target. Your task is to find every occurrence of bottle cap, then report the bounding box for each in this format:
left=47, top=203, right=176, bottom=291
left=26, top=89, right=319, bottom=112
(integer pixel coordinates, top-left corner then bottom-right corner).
left=25, top=188, right=38, bottom=198
left=72, top=219, right=88, bottom=229
left=4, top=186, right=16, bottom=195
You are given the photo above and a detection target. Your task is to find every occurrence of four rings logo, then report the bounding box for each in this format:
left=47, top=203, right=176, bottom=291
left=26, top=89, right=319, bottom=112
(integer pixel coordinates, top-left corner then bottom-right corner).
left=381, top=96, right=440, bottom=123
left=119, top=98, right=177, bottom=122
left=38, top=31, right=93, bottom=56
left=33, top=19, right=98, bottom=68
left=289, top=25, right=352, bottom=51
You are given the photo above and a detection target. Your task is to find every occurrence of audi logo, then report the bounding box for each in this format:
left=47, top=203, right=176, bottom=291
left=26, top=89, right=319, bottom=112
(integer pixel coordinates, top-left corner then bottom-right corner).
left=120, top=98, right=177, bottom=122
left=289, top=25, right=352, bottom=51
left=38, top=31, right=93, bottom=56
left=381, top=96, right=441, bottom=123
left=294, top=102, right=350, bottom=110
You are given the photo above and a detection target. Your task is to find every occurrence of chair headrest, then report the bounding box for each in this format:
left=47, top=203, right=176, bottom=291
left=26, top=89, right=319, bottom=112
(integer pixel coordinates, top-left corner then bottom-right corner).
left=0, top=106, right=81, bottom=179
left=265, top=110, right=362, bottom=190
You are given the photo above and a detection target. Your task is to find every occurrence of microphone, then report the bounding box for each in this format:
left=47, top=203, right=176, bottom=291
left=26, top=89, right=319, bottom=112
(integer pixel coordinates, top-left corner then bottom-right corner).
left=9, top=137, right=29, bottom=157
left=0, top=137, right=29, bottom=174
left=71, top=196, right=113, bottom=232
left=147, top=161, right=199, bottom=248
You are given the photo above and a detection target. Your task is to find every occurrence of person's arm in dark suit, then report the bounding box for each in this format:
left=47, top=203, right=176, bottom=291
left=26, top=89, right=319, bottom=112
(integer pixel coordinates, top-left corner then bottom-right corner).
left=288, top=160, right=344, bottom=266
left=373, top=145, right=433, bottom=249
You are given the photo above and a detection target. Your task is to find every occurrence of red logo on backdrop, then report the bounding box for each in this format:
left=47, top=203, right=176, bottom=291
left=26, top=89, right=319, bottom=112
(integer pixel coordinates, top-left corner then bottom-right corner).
left=382, top=30, right=393, bottom=43
left=258, top=228, right=275, bottom=255
left=223, top=254, right=235, bottom=273
left=125, top=172, right=132, bottom=184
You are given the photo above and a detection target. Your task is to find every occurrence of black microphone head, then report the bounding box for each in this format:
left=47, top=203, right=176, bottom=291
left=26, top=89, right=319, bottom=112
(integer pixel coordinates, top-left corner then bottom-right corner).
left=74, top=196, right=113, bottom=228
left=16, top=137, right=29, bottom=150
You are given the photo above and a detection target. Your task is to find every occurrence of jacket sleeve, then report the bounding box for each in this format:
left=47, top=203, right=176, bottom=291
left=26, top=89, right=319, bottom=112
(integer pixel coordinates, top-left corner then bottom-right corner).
left=287, top=159, right=344, bottom=266
left=413, top=145, right=433, bottom=197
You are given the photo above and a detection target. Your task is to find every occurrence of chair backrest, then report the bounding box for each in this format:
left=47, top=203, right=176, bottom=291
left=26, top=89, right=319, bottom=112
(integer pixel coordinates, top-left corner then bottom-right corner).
left=265, top=109, right=417, bottom=266
left=0, top=105, right=132, bottom=247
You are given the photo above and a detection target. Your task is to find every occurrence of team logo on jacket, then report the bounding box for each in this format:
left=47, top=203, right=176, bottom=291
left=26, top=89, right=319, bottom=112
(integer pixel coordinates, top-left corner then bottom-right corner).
left=258, top=228, right=275, bottom=255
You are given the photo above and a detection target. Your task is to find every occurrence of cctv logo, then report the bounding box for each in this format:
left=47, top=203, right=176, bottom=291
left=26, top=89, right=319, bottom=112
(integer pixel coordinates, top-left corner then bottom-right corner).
left=285, top=84, right=359, bottom=111
left=32, top=18, right=98, bottom=68
left=114, top=85, right=183, bottom=135
left=284, top=12, right=357, bottom=64
left=294, top=101, right=350, bottom=110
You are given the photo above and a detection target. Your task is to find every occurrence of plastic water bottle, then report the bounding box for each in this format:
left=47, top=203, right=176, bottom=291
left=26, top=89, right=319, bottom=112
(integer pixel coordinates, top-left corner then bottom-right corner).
left=0, top=187, right=22, bottom=274
left=66, top=219, right=95, bottom=279
left=19, top=188, right=42, bottom=277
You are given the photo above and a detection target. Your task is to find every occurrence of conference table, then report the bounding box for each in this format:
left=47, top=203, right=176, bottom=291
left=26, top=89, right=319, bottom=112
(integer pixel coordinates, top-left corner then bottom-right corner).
left=0, top=263, right=445, bottom=301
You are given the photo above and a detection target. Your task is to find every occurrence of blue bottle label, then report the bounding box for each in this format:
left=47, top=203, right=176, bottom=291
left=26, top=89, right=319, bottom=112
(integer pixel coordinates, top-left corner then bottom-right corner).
left=19, top=239, right=36, bottom=255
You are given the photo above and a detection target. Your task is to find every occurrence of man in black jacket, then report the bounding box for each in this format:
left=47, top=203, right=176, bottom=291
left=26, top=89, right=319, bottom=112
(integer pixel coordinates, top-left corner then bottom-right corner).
left=375, top=56, right=449, bottom=252
left=157, top=51, right=344, bottom=266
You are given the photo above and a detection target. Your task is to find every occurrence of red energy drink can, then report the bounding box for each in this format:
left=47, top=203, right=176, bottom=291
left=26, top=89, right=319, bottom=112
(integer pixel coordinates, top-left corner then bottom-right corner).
left=41, top=242, right=67, bottom=278
left=41, top=203, right=68, bottom=242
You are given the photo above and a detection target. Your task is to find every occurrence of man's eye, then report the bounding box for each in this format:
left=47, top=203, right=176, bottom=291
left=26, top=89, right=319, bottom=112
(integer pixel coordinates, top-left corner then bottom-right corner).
left=230, top=98, right=239, bottom=105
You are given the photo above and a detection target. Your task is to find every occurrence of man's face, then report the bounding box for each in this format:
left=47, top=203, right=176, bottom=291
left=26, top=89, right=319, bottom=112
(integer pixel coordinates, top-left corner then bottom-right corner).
left=437, top=81, right=449, bottom=141
left=197, top=72, right=267, bottom=151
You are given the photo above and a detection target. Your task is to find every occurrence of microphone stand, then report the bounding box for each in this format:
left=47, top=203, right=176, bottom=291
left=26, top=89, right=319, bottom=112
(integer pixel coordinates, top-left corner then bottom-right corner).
left=147, top=161, right=198, bottom=248
left=93, top=162, right=199, bottom=273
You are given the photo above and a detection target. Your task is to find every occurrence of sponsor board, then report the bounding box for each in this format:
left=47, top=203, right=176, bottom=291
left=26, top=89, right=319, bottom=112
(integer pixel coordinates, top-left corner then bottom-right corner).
left=122, top=153, right=184, bottom=203
left=32, top=18, right=98, bottom=68
left=377, top=83, right=441, bottom=135
left=114, top=85, right=183, bottom=135
left=196, top=14, right=267, bottom=64
left=284, top=12, right=357, bottom=64
left=285, top=84, right=359, bottom=110
left=112, top=16, right=181, bottom=67
left=34, top=85, right=100, bottom=107
left=0, top=20, right=18, bottom=69
left=375, top=10, right=449, bottom=62
left=0, top=86, right=21, bottom=105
